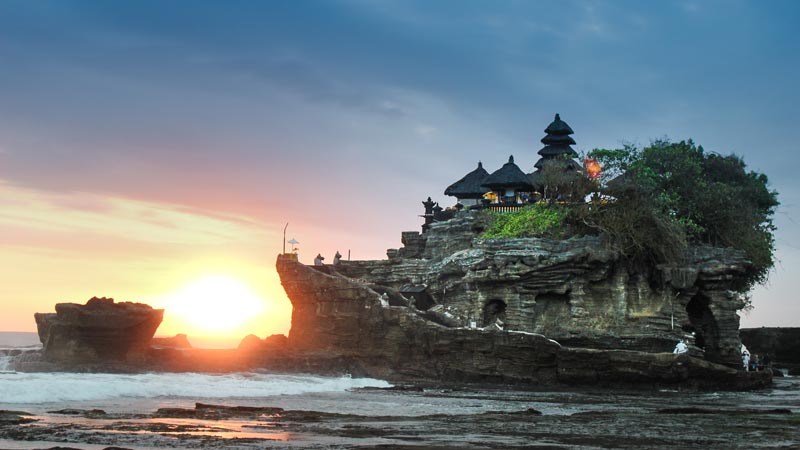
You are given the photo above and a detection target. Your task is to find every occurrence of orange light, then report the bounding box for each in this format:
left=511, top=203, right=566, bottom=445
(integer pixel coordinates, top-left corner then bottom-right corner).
left=164, top=275, right=265, bottom=335
left=584, top=158, right=601, bottom=180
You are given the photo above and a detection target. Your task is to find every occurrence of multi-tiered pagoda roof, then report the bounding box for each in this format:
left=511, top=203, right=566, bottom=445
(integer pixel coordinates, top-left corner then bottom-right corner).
left=529, top=114, right=582, bottom=191
left=533, top=113, right=581, bottom=170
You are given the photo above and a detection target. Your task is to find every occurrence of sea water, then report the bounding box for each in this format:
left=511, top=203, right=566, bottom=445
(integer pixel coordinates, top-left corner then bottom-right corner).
left=1, top=332, right=799, bottom=449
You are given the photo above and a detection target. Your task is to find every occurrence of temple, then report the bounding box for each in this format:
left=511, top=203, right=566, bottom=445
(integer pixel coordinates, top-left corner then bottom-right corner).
left=530, top=113, right=583, bottom=192
left=274, top=112, right=770, bottom=389
left=443, top=113, right=583, bottom=214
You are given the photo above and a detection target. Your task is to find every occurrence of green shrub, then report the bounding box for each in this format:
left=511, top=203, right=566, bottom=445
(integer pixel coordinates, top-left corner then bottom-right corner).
left=481, top=204, right=567, bottom=239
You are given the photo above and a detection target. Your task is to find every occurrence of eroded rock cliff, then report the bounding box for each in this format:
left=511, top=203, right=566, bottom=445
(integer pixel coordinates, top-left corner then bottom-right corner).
left=333, top=212, right=751, bottom=367
left=277, top=254, right=769, bottom=389
left=34, top=297, right=163, bottom=363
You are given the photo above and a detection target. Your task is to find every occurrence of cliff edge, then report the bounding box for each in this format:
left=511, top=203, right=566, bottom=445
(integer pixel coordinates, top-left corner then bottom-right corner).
left=277, top=240, right=770, bottom=390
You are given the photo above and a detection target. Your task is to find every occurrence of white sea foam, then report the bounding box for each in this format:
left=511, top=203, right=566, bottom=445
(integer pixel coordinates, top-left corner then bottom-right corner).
left=0, top=371, right=391, bottom=404
left=0, top=355, right=11, bottom=372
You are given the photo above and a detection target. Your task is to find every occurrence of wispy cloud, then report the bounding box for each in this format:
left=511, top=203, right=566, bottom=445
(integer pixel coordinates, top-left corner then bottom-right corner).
left=0, top=180, right=273, bottom=249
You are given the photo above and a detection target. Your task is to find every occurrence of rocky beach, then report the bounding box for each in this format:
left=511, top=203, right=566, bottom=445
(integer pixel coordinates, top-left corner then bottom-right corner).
left=1, top=363, right=799, bottom=450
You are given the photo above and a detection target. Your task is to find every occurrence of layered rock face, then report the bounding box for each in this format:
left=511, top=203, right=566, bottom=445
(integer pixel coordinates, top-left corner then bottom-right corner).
left=333, top=212, right=751, bottom=367
left=34, top=297, right=163, bottom=363
left=277, top=255, right=769, bottom=389
left=279, top=254, right=561, bottom=382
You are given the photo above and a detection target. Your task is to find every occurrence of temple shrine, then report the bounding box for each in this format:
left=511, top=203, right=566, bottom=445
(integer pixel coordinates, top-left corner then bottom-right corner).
left=438, top=113, right=585, bottom=223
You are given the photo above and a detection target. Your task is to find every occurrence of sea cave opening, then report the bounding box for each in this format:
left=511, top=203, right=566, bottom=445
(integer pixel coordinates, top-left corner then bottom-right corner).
left=483, top=299, right=507, bottom=327
left=685, top=293, right=719, bottom=355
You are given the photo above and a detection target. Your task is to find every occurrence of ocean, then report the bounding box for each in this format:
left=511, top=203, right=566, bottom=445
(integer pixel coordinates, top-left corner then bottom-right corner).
left=1, top=332, right=798, bottom=449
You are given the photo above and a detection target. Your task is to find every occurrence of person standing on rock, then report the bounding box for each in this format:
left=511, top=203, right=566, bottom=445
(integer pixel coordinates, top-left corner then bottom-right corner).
left=742, top=346, right=751, bottom=371
left=314, top=254, right=325, bottom=266
left=673, top=339, right=688, bottom=354
left=333, top=251, right=342, bottom=265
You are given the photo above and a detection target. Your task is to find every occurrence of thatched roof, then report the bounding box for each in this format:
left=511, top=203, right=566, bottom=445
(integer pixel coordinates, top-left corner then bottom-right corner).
left=544, top=113, right=574, bottom=135
left=482, top=155, right=534, bottom=190
left=528, top=171, right=543, bottom=190
left=534, top=157, right=582, bottom=171
left=541, top=133, right=576, bottom=146
left=538, top=145, right=579, bottom=158
left=538, top=113, right=579, bottom=160
left=444, top=161, right=490, bottom=199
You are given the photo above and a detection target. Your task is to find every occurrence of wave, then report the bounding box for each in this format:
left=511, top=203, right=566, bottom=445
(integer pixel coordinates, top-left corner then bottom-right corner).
left=0, top=371, right=391, bottom=404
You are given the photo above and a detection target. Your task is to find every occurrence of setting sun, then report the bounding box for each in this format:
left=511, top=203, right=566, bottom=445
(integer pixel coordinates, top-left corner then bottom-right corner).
left=164, top=276, right=266, bottom=334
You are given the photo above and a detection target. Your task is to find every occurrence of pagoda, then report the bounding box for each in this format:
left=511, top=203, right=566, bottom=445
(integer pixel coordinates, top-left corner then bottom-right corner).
left=529, top=113, right=582, bottom=191
left=444, top=161, right=490, bottom=206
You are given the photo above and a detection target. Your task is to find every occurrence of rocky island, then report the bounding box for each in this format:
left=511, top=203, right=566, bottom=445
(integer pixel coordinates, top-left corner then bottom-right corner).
left=34, top=297, right=163, bottom=364
left=275, top=113, right=778, bottom=390
left=275, top=218, right=768, bottom=390
left=14, top=114, right=779, bottom=391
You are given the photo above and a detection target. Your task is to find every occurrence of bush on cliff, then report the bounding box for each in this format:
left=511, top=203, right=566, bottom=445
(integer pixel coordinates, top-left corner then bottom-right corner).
left=585, top=139, right=778, bottom=289
left=481, top=204, right=567, bottom=239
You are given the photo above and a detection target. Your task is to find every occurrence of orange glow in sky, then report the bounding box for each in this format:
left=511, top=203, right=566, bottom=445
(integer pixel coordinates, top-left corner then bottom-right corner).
left=160, top=276, right=266, bottom=334
left=0, top=181, right=296, bottom=348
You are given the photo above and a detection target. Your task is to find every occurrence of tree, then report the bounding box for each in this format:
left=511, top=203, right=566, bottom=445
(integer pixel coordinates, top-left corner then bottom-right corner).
left=586, top=139, right=778, bottom=289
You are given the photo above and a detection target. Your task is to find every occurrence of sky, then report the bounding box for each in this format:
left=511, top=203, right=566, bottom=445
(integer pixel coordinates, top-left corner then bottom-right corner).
left=1, top=0, right=798, bottom=346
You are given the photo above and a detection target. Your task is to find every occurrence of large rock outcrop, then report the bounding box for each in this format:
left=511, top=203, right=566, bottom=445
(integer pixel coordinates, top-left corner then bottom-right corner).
left=34, top=297, right=163, bottom=363
left=333, top=212, right=751, bottom=368
left=277, top=254, right=770, bottom=389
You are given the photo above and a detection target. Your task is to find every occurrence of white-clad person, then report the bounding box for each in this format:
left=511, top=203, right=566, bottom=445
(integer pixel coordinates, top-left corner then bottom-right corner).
left=673, top=339, right=688, bottom=354
left=741, top=344, right=751, bottom=371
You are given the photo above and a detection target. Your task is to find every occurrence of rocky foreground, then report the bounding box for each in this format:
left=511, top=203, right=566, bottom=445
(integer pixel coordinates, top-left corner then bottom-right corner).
left=1, top=379, right=798, bottom=450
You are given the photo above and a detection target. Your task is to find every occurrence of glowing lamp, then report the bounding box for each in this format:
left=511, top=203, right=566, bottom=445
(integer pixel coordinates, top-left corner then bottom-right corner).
left=584, top=158, right=601, bottom=180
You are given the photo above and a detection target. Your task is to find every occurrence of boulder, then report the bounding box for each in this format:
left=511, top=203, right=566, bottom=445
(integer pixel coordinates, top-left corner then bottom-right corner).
left=34, top=297, right=163, bottom=363
left=237, top=334, right=264, bottom=351
left=151, top=334, right=192, bottom=349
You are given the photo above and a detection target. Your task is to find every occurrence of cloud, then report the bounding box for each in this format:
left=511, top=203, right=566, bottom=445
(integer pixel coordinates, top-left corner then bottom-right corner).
left=0, top=181, right=274, bottom=249
left=414, top=125, right=438, bottom=139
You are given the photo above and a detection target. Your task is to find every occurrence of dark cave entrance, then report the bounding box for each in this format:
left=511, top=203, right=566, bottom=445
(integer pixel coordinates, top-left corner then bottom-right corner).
left=483, top=299, right=507, bottom=327
left=685, top=293, right=719, bottom=356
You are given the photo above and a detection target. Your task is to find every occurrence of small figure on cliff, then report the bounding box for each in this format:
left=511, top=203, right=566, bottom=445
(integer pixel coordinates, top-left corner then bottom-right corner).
left=742, top=345, right=751, bottom=371
left=673, top=339, right=688, bottom=354
left=314, top=254, right=325, bottom=266
left=334, top=251, right=342, bottom=265
left=750, top=354, right=760, bottom=372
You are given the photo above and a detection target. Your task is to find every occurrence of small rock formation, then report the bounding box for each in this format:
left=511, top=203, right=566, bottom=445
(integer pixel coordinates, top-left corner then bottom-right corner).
left=151, top=334, right=192, bottom=349
left=34, top=297, right=163, bottom=363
